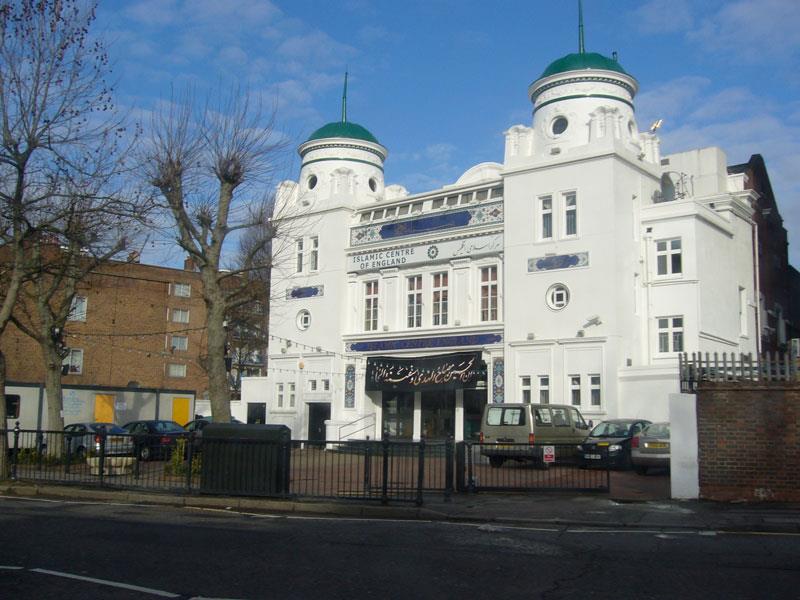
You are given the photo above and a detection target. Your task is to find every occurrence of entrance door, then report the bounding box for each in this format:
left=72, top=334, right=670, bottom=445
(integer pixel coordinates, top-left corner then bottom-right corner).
left=382, top=392, right=414, bottom=439
left=247, top=402, right=266, bottom=424
left=94, top=394, right=115, bottom=422
left=172, top=397, right=190, bottom=426
left=463, top=390, right=487, bottom=442
left=308, top=403, right=331, bottom=442
left=421, top=391, right=455, bottom=439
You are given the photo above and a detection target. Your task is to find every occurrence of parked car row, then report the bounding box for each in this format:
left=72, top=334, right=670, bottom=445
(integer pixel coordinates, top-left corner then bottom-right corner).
left=478, top=403, right=670, bottom=474
left=63, top=416, right=245, bottom=461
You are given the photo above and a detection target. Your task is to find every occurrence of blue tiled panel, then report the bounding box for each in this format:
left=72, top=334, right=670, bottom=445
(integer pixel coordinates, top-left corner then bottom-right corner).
left=379, top=211, right=472, bottom=239
left=344, top=365, right=355, bottom=408
left=528, top=252, right=589, bottom=272
left=347, top=333, right=502, bottom=353
left=492, top=357, right=505, bottom=403
left=287, top=285, right=324, bottom=299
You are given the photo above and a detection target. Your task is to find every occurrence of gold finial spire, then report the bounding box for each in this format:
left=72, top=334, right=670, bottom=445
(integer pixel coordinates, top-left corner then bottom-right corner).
left=578, top=0, right=585, bottom=54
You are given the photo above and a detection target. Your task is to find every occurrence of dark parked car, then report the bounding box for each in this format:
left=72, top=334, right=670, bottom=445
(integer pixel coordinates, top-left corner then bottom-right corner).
left=184, top=416, right=243, bottom=451
left=64, top=422, right=134, bottom=459
left=121, top=420, right=187, bottom=461
left=577, top=419, right=651, bottom=469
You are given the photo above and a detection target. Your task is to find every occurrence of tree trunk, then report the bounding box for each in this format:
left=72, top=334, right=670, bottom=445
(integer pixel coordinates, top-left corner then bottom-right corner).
left=44, top=345, right=65, bottom=458
left=205, top=284, right=232, bottom=422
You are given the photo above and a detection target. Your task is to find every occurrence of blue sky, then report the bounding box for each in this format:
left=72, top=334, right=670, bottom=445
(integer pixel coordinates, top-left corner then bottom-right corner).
left=96, top=0, right=800, bottom=266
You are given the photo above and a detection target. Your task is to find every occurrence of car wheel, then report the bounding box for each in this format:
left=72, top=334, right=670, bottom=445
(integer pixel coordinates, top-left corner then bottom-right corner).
left=489, top=456, right=504, bottom=468
left=635, top=465, right=648, bottom=475
left=139, top=446, right=151, bottom=461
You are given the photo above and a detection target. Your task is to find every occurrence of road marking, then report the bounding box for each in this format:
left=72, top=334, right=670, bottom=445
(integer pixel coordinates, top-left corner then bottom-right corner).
left=30, top=568, right=180, bottom=598
left=0, top=565, right=24, bottom=570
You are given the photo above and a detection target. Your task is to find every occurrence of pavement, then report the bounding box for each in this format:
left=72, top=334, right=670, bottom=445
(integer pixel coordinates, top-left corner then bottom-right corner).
left=2, top=480, right=800, bottom=534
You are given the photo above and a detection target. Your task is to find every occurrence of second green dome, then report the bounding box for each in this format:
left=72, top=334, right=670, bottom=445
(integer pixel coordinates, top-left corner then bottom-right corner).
left=539, top=52, right=628, bottom=80
left=306, top=121, right=380, bottom=145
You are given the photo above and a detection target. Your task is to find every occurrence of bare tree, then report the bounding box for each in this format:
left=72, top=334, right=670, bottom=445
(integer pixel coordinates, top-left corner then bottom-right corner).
left=0, top=0, right=144, bottom=470
left=146, top=90, right=286, bottom=421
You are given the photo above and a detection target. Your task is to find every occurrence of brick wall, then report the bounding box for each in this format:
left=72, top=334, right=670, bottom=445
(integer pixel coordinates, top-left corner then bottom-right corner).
left=697, top=383, right=800, bottom=502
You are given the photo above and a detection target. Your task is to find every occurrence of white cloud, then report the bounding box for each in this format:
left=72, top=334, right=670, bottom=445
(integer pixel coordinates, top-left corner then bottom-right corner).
left=124, top=0, right=179, bottom=26
left=277, top=32, right=358, bottom=68
left=630, top=0, right=694, bottom=34
left=636, top=76, right=711, bottom=124
left=689, top=0, right=800, bottom=60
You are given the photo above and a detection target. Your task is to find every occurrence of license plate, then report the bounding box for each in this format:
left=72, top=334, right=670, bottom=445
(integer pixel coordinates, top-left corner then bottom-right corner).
left=646, top=442, right=668, bottom=449
left=584, top=454, right=602, bottom=460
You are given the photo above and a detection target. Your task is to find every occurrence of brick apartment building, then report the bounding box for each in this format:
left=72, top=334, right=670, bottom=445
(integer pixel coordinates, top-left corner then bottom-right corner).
left=2, top=255, right=265, bottom=418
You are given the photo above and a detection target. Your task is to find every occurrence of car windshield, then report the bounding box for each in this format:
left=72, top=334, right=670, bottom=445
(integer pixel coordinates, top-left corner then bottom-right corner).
left=643, top=423, right=670, bottom=438
left=155, top=421, right=184, bottom=432
left=590, top=422, right=631, bottom=437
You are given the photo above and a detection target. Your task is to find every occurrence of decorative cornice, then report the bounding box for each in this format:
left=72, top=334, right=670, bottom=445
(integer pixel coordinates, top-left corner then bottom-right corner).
left=299, top=141, right=386, bottom=161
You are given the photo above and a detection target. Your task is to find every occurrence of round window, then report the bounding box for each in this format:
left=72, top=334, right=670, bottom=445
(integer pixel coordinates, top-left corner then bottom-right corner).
left=368, top=177, right=377, bottom=192
left=551, top=116, right=568, bottom=136
left=546, top=284, right=570, bottom=310
left=296, top=310, right=312, bottom=331
left=307, top=175, right=318, bottom=190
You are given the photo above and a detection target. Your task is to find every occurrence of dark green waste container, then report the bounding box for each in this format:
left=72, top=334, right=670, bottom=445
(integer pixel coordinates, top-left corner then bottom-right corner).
left=200, top=423, right=291, bottom=496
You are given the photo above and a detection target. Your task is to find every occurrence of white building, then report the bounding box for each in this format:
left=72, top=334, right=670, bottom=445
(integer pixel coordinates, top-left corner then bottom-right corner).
left=237, top=35, right=760, bottom=442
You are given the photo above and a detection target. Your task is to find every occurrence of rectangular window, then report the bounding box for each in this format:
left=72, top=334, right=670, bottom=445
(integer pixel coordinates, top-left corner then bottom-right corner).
left=397, top=205, right=409, bottom=216
left=276, top=383, right=284, bottom=408
left=564, top=191, right=577, bottom=236
left=171, top=335, right=188, bottom=351
left=657, top=316, right=684, bottom=353
left=323, top=379, right=330, bottom=391
left=289, top=383, right=296, bottom=408
left=432, top=272, right=448, bottom=326
left=172, top=283, right=191, bottom=298
left=309, top=236, right=319, bottom=271
left=521, top=376, right=531, bottom=403
left=295, top=239, right=304, bottom=273
left=407, top=275, right=422, bottom=328
left=570, top=375, right=581, bottom=406
left=309, top=380, right=317, bottom=391
left=68, top=295, right=87, bottom=321
left=5, top=394, right=20, bottom=419
left=656, top=238, right=682, bottom=275
left=432, top=198, right=444, bottom=209
left=364, top=280, right=379, bottom=331
left=590, top=374, right=601, bottom=406
left=480, top=266, right=498, bottom=322
left=538, top=376, right=550, bottom=404
left=62, top=349, right=84, bottom=375
left=171, top=308, right=189, bottom=324
left=167, top=363, right=186, bottom=378
left=540, top=195, right=553, bottom=239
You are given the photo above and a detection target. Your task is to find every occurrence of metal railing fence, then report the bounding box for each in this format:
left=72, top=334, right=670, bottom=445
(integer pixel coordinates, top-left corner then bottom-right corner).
left=2, top=427, right=611, bottom=500
left=458, top=442, right=610, bottom=493
left=680, top=351, right=798, bottom=392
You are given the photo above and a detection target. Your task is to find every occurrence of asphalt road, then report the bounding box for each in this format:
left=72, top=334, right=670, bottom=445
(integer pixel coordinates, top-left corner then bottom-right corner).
left=1, top=496, right=798, bottom=599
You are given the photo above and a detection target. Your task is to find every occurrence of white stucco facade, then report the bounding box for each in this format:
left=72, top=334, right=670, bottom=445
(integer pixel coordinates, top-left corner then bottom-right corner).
left=237, top=48, right=759, bottom=441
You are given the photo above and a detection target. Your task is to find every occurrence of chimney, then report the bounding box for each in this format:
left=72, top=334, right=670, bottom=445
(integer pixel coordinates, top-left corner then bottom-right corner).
left=127, top=250, right=140, bottom=263
left=184, top=256, right=197, bottom=271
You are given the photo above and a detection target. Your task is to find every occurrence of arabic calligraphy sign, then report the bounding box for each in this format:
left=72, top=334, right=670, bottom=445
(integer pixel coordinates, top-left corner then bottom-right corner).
left=366, top=352, right=487, bottom=391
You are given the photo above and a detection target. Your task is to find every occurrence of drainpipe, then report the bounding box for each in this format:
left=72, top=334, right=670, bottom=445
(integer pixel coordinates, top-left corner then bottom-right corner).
left=643, top=234, right=653, bottom=364
left=752, top=219, right=762, bottom=355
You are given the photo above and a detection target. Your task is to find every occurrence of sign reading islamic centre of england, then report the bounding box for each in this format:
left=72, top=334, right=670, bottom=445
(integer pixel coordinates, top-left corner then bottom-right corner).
left=348, top=233, right=502, bottom=273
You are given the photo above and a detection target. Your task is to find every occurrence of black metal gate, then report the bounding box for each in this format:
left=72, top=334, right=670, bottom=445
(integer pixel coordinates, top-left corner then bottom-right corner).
left=456, top=442, right=610, bottom=493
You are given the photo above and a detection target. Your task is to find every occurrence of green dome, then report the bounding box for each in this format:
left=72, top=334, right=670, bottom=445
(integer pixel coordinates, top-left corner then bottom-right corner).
left=540, top=52, right=628, bottom=79
left=306, top=121, right=380, bottom=144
